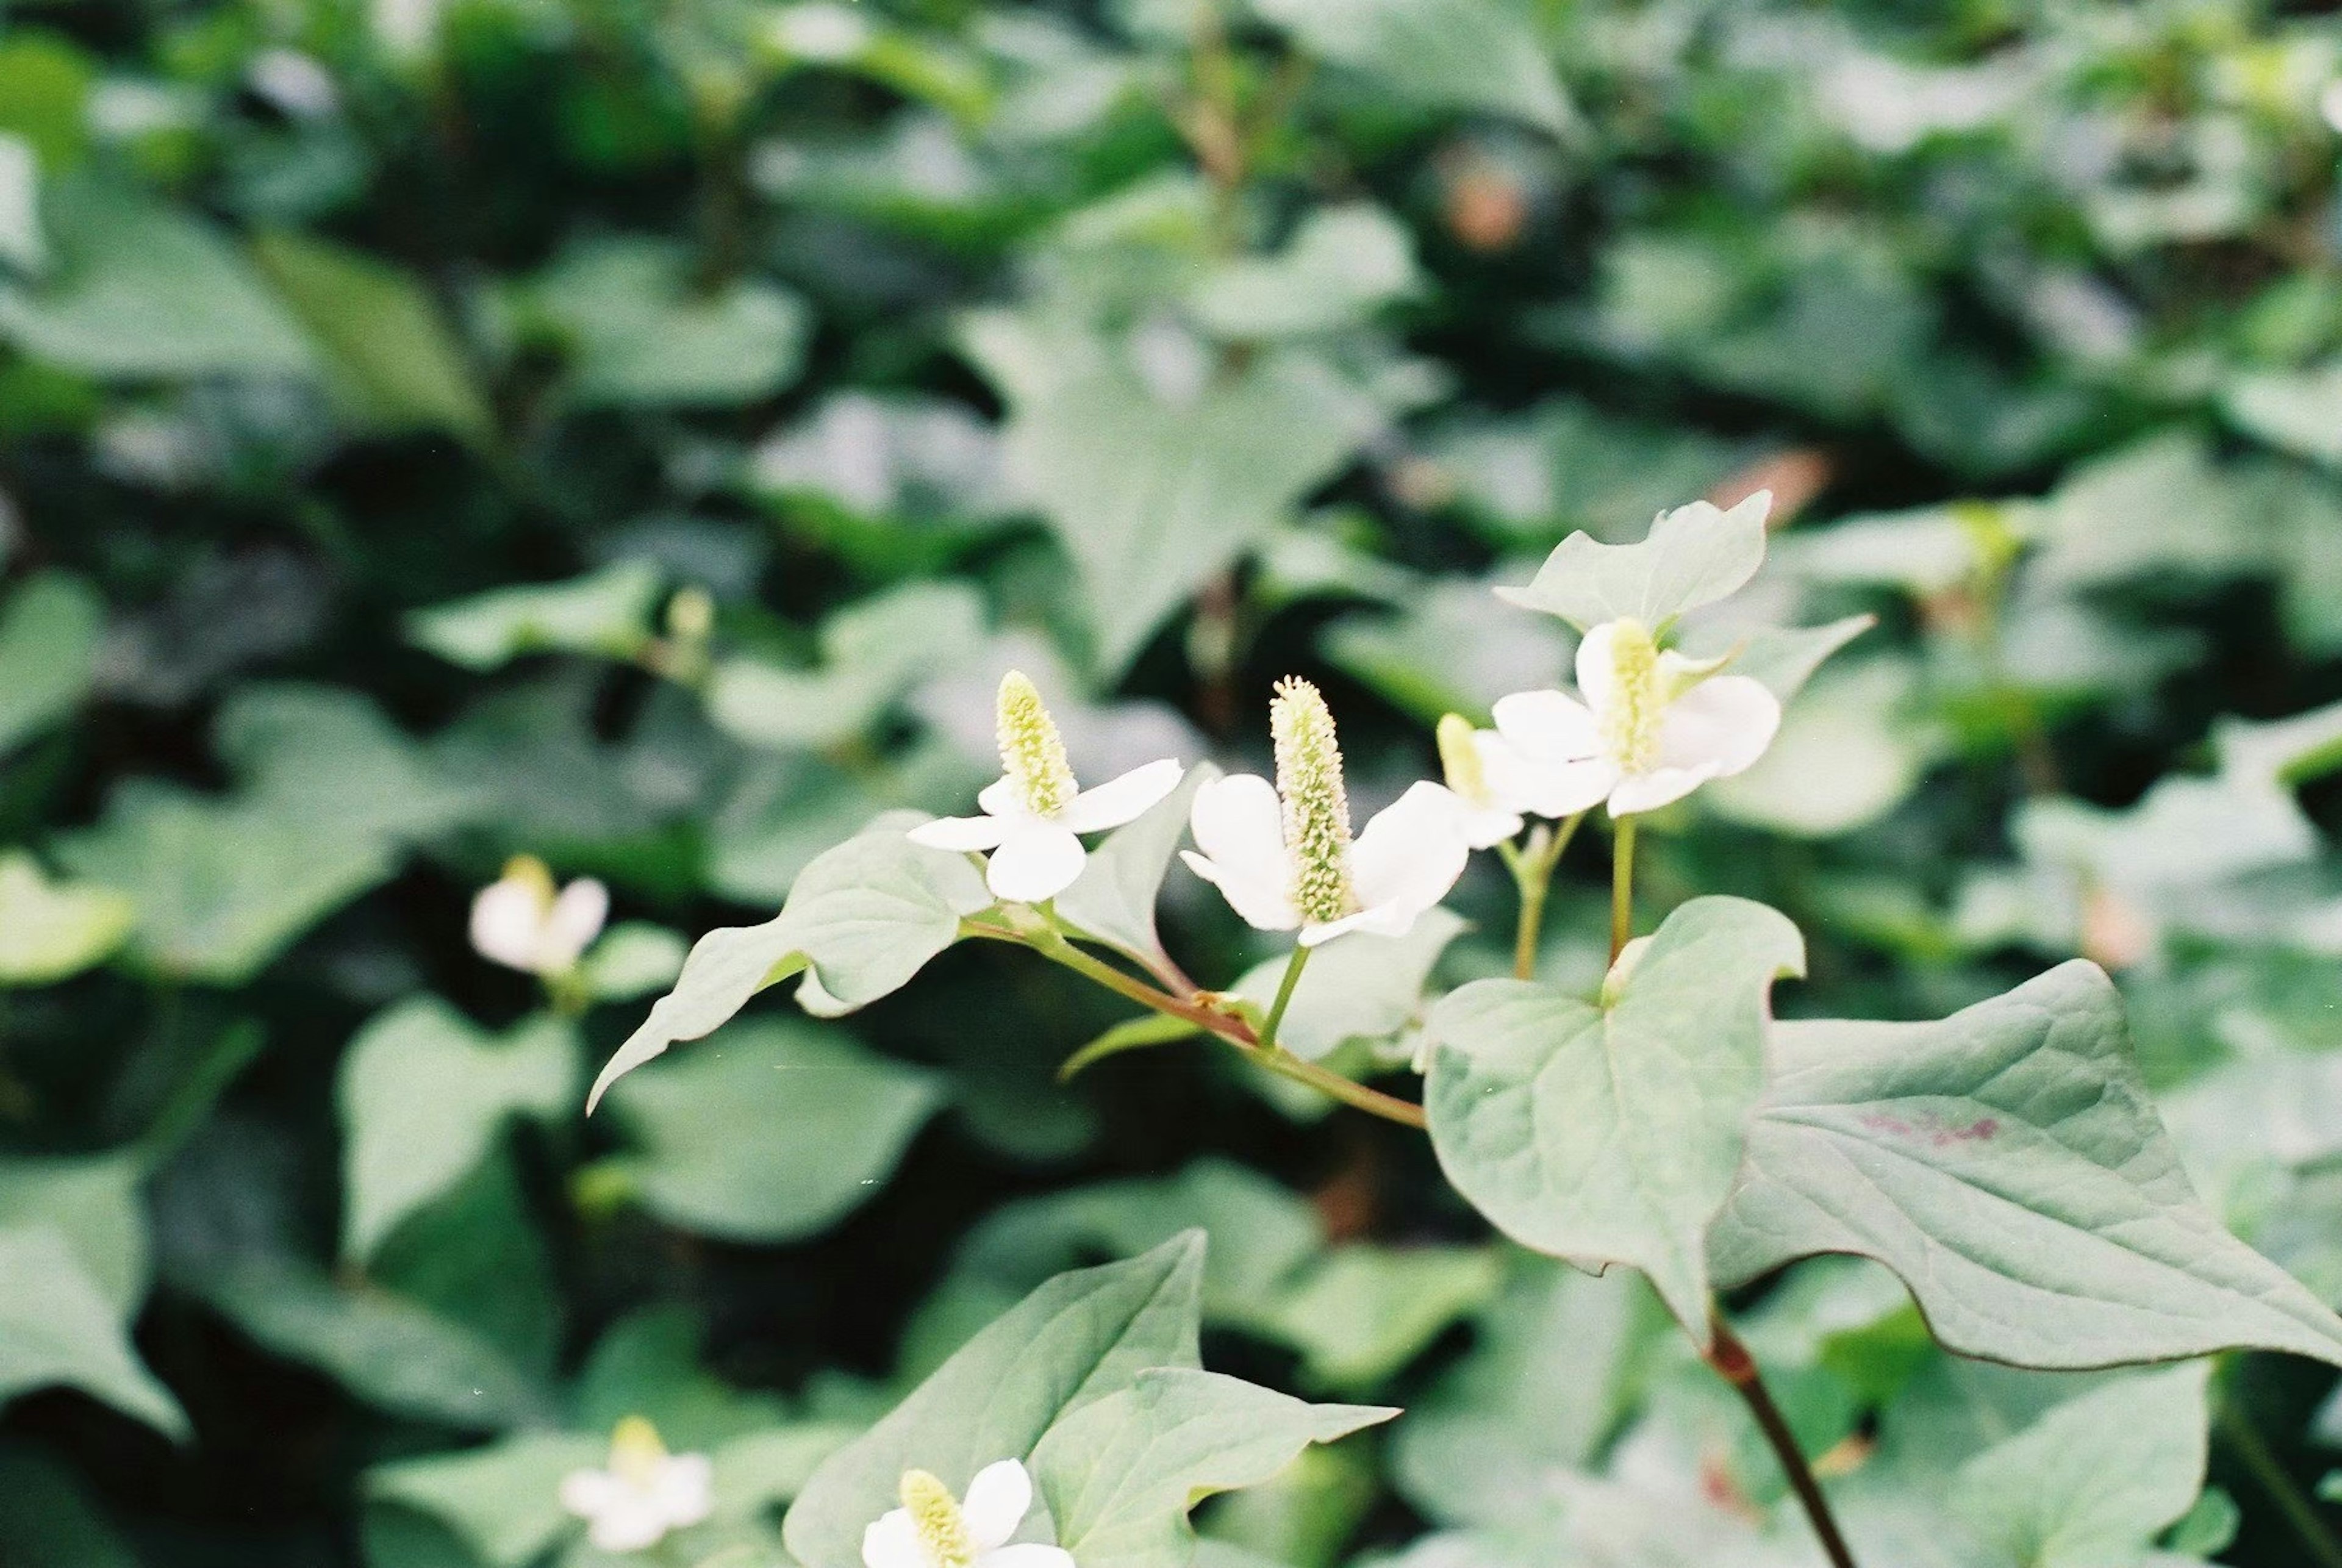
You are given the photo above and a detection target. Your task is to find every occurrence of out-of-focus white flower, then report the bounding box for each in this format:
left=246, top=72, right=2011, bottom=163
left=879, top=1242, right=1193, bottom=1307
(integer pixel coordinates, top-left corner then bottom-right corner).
left=861, top=1459, right=1072, bottom=1568
left=909, top=671, right=1183, bottom=903
left=1489, top=618, right=1780, bottom=818
left=469, top=855, right=608, bottom=976
left=1434, top=712, right=1538, bottom=848
left=559, top=1417, right=714, bottom=1553
left=1183, top=678, right=1469, bottom=947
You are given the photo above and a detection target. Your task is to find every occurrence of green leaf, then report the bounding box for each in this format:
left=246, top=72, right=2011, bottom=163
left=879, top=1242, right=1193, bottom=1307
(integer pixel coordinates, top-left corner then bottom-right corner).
left=2223, top=362, right=2342, bottom=468
left=1189, top=204, right=1420, bottom=338
left=598, top=1020, right=941, bottom=1243
left=526, top=238, right=810, bottom=409
left=1258, top=1244, right=1500, bottom=1390
left=579, top=922, right=687, bottom=1001
left=1425, top=896, right=1806, bottom=1334
left=215, top=681, right=476, bottom=845
left=0, top=1153, right=146, bottom=1313
left=1056, top=762, right=1217, bottom=969
left=0, top=853, right=133, bottom=985
left=2031, top=434, right=2266, bottom=589
left=706, top=582, right=985, bottom=751
left=0, top=184, right=314, bottom=379
left=251, top=230, right=495, bottom=444
left=0, top=1449, right=139, bottom=1568
left=1949, top=1363, right=2211, bottom=1567
left=2213, top=696, right=2342, bottom=790
left=1002, top=353, right=1372, bottom=676
left=0, top=132, right=43, bottom=274
left=1250, top=0, right=1573, bottom=135
left=339, top=1001, right=576, bottom=1262
left=588, top=825, right=989, bottom=1109
left=1707, top=962, right=2342, bottom=1370
left=1320, top=575, right=1574, bottom=725
left=0, top=569, right=101, bottom=754
left=1494, top=492, right=1771, bottom=632
left=1234, top=908, right=1467, bottom=1062
left=0, top=1225, right=185, bottom=1437
left=370, top=1432, right=606, bottom=1568
left=1032, top=1367, right=1395, bottom=1568
left=57, top=781, right=395, bottom=985
left=189, top=1253, right=550, bottom=1429
left=784, top=1234, right=1205, bottom=1568
left=407, top=560, right=664, bottom=673
left=1707, top=659, right=1939, bottom=838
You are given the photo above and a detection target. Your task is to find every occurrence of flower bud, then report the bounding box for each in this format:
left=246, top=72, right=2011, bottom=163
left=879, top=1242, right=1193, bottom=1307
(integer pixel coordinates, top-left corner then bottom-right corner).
left=1436, top=713, right=1491, bottom=807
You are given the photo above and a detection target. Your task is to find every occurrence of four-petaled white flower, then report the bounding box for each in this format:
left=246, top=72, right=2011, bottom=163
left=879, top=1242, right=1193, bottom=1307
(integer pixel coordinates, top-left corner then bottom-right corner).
left=559, top=1416, right=714, bottom=1554
left=1487, top=618, right=1780, bottom=818
left=469, top=854, right=608, bottom=976
left=910, top=671, right=1183, bottom=904
left=862, top=1459, right=1073, bottom=1568
left=1183, top=678, right=1469, bottom=947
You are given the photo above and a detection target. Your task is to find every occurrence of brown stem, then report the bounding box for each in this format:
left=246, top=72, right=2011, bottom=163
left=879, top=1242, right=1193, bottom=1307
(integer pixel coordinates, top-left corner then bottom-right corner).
left=1705, top=1316, right=1860, bottom=1568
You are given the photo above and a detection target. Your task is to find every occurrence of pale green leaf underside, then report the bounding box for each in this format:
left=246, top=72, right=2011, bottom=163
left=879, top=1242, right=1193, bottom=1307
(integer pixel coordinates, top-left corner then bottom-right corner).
left=0, top=571, right=103, bottom=756
left=588, top=826, right=989, bottom=1109
left=784, top=1234, right=1205, bottom=1568
left=339, top=1000, right=576, bottom=1262
left=1056, top=763, right=1217, bottom=968
left=1252, top=0, right=1573, bottom=136
left=0, top=1225, right=186, bottom=1437
left=1034, top=1367, right=1395, bottom=1568
left=0, top=852, right=134, bottom=986
left=1235, top=907, right=1467, bottom=1062
left=407, top=560, right=664, bottom=673
left=1708, top=961, right=2342, bottom=1370
left=601, top=1020, right=941, bottom=1242
left=1427, top=896, right=1805, bottom=1336
left=1495, top=492, right=1771, bottom=631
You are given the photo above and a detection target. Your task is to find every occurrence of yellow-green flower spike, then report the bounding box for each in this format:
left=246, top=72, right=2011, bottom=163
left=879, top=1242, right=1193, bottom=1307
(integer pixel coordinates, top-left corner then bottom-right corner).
left=609, top=1416, right=668, bottom=1487
left=995, top=670, right=1077, bottom=817
left=1598, top=619, right=1664, bottom=772
left=503, top=853, right=557, bottom=911
left=1436, top=713, right=1491, bottom=807
left=899, top=1469, right=975, bottom=1568
left=1270, top=677, right=1358, bottom=925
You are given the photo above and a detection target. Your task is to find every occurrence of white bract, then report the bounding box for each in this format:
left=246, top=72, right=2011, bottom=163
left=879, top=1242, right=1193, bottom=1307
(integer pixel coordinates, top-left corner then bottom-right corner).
left=559, top=1416, right=714, bottom=1553
left=1434, top=712, right=1536, bottom=848
left=1488, top=618, right=1780, bottom=818
left=1183, top=678, right=1469, bottom=947
left=909, top=671, right=1183, bottom=903
left=469, top=855, right=608, bottom=976
left=862, top=1458, right=1072, bottom=1568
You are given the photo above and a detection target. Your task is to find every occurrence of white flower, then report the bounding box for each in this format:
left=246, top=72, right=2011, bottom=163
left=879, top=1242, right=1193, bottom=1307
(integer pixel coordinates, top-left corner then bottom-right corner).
left=1182, top=678, right=1469, bottom=947
left=468, top=855, right=607, bottom=976
left=862, top=1459, right=1072, bottom=1568
left=559, top=1417, right=714, bottom=1554
left=909, top=671, right=1183, bottom=904
left=1434, top=712, right=1534, bottom=849
left=1488, top=618, right=1780, bottom=818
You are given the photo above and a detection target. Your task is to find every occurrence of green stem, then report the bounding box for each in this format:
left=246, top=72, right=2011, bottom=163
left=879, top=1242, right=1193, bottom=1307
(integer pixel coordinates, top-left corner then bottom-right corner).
left=1259, top=945, right=1311, bottom=1053
left=1500, top=813, right=1584, bottom=981
left=2220, top=1395, right=2342, bottom=1568
left=1018, top=928, right=1426, bottom=1129
left=1610, top=815, right=1638, bottom=962
left=1705, top=1314, right=1860, bottom=1568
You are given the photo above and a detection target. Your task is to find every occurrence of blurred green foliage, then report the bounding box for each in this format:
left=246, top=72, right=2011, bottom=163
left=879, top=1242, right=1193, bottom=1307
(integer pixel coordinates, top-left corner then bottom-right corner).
left=3, top=0, right=2342, bottom=1563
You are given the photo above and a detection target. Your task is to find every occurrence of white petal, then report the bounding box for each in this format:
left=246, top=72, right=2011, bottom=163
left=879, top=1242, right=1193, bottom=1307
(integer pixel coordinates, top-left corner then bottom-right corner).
left=1491, top=689, right=1600, bottom=765
left=545, top=878, right=609, bottom=968
left=1188, top=773, right=1285, bottom=868
left=1575, top=620, right=1623, bottom=706
left=864, top=1509, right=924, bottom=1568
left=1348, top=782, right=1469, bottom=916
left=1656, top=676, right=1780, bottom=779
left=652, top=1454, right=714, bottom=1529
left=587, top=1493, right=671, bottom=1553
left=1514, top=756, right=1620, bottom=818
left=1181, top=850, right=1299, bottom=933
left=979, top=776, right=1040, bottom=818
left=1056, top=759, right=1184, bottom=834
left=1302, top=903, right=1419, bottom=946
left=908, top=814, right=1011, bottom=853
left=986, top=822, right=1087, bottom=903
left=978, top=1547, right=1077, bottom=1568
left=962, top=1459, right=1033, bottom=1550
left=559, top=1469, right=621, bottom=1519
left=1607, top=763, right=1721, bottom=817
left=1460, top=803, right=1524, bottom=850
left=469, top=881, right=546, bottom=972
